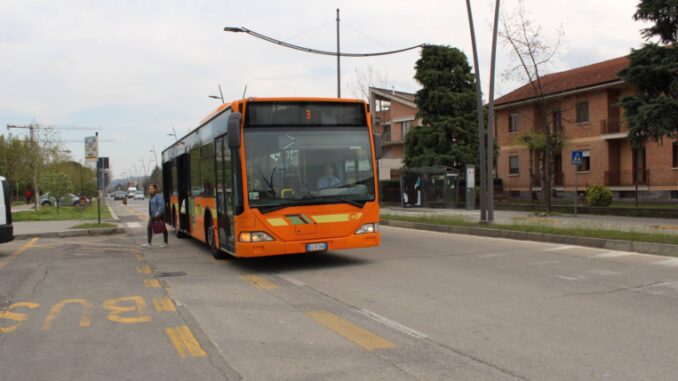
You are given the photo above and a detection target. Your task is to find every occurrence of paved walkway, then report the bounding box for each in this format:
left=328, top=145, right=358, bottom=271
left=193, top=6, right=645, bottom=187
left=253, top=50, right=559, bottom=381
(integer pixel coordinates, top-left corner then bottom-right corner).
left=381, top=206, right=678, bottom=235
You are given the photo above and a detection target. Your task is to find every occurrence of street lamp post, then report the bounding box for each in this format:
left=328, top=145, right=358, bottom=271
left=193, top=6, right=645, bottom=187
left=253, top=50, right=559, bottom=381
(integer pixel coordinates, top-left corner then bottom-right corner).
left=208, top=84, right=225, bottom=104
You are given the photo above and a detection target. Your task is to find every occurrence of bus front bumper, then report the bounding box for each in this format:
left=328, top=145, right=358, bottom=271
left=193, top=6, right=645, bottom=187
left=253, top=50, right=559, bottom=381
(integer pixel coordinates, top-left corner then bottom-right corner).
left=235, top=233, right=380, bottom=258
left=0, top=225, right=14, bottom=244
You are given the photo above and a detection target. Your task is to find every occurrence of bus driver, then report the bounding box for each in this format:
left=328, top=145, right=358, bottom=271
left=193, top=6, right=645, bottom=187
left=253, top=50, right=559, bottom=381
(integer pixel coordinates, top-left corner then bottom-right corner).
left=317, top=163, right=341, bottom=190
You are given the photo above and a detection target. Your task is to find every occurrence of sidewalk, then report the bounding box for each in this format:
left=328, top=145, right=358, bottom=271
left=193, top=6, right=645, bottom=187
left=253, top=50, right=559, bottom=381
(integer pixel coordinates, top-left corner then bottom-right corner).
left=381, top=206, right=678, bottom=235
left=11, top=202, right=125, bottom=239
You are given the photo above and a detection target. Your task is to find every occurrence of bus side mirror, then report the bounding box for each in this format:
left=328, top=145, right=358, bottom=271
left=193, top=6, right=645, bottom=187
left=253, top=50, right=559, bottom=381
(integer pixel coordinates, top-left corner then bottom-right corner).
left=374, top=134, right=383, bottom=159
left=228, top=113, right=242, bottom=149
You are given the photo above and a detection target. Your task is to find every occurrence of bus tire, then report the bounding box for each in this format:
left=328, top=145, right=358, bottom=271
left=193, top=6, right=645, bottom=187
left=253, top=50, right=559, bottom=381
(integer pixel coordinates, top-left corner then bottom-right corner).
left=205, top=215, right=227, bottom=259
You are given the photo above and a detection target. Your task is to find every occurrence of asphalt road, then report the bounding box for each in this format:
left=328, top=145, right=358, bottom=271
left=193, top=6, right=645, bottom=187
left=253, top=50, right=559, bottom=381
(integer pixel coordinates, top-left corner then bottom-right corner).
left=1, top=198, right=678, bottom=380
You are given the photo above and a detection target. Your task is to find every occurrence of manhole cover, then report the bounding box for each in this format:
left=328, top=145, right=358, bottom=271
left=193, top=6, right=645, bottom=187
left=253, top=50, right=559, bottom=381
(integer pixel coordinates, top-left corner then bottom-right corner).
left=157, top=271, right=186, bottom=278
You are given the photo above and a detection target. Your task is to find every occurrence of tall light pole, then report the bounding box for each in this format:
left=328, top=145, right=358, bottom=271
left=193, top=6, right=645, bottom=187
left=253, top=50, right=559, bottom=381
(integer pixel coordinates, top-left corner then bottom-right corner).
left=465, top=0, right=500, bottom=223
left=224, top=16, right=425, bottom=99
left=150, top=147, right=159, bottom=169
left=336, top=8, right=341, bottom=97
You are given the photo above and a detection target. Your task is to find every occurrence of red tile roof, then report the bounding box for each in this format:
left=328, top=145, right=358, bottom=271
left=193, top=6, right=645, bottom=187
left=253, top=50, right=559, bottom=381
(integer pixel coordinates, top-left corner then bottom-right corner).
left=495, top=56, right=629, bottom=106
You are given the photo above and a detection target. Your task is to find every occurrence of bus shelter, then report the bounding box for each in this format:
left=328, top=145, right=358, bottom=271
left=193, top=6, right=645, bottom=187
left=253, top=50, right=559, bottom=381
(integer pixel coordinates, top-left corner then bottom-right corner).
left=399, top=167, right=460, bottom=208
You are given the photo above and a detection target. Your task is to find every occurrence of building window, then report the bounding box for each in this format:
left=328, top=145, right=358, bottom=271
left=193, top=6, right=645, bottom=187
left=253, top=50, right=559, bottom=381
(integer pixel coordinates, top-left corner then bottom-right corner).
left=576, top=101, right=589, bottom=123
left=577, top=150, right=591, bottom=172
left=509, top=113, right=518, bottom=133
left=401, top=121, right=410, bottom=140
left=673, top=142, right=678, bottom=168
left=509, top=155, right=520, bottom=175
left=383, top=125, right=391, bottom=142
left=553, top=110, right=562, bottom=133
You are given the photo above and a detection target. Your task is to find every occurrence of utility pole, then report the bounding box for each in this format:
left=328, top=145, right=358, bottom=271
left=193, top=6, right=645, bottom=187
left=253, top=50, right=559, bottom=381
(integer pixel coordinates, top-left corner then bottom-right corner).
left=96, top=132, right=101, bottom=224
left=485, top=0, right=501, bottom=222
left=336, top=8, right=341, bottom=98
left=464, top=1, right=487, bottom=222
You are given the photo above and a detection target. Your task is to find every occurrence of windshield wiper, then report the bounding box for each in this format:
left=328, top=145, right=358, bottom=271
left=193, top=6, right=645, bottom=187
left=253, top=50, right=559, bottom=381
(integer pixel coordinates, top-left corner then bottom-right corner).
left=297, top=196, right=365, bottom=208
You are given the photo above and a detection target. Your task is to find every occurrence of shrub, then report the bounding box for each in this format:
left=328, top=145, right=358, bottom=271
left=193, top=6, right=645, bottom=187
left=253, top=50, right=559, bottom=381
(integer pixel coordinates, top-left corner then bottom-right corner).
left=585, top=185, right=613, bottom=207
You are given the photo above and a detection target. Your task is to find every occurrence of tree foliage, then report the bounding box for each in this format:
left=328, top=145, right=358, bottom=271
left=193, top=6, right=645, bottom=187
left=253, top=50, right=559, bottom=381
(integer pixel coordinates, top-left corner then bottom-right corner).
left=620, top=1, right=678, bottom=145
left=49, top=161, right=97, bottom=197
left=634, top=0, right=678, bottom=44
left=404, top=45, right=478, bottom=169
left=40, top=171, right=73, bottom=213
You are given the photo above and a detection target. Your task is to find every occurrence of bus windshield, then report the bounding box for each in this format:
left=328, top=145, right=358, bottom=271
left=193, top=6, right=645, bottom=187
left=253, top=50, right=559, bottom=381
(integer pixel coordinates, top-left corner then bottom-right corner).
left=244, top=126, right=375, bottom=212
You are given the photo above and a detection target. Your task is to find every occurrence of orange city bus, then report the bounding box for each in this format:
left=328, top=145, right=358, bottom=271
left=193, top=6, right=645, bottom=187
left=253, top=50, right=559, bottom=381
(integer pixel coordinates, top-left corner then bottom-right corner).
left=161, top=97, right=382, bottom=258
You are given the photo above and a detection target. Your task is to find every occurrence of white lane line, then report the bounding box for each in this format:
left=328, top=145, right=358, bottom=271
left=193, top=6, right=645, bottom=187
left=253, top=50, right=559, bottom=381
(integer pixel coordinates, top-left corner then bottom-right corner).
left=277, top=275, right=306, bottom=287
left=595, top=251, right=632, bottom=258
left=480, top=253, right=505, bottom=258
left=107, top=203, right=119, bottom=221
left=656, top=258, right=678, bottom=267
left=358, top=309, right=428, bottom=339
left=126, top=222, right=142, bottom=228
left=556, top=275, right=581, bottom=281
left=542, top=245, right=576, bottom=252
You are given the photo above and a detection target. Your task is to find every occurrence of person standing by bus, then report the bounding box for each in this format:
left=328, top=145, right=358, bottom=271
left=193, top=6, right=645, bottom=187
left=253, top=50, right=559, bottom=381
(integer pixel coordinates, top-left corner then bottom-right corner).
left=141, top=184, right=167, bottom=248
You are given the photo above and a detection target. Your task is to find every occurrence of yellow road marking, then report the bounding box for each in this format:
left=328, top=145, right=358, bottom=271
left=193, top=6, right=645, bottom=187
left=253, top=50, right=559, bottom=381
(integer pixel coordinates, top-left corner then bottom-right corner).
left=306, top=310, right=396, bottom=351
left=652, top=225, right=678, bottom=230
left=166, top=325, right=207, bottom=358
left=42, top=299, right=92, bottom=330
left=136, top=265, right=152, bottom=274
left=0, top=238, right=38, bottom=271
left=144, top=279, right=161, bottom=288
left=153, top=297, right=176, bottom=312
left=102, top=296, right=152, bottom=324
left=0, top=302, right=40, bottom=334
left=241, top=275, right=278, bottom=290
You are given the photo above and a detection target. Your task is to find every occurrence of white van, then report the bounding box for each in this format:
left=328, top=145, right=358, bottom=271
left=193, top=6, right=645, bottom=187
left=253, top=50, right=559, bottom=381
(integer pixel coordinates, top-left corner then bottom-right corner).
left=127, top=186, right=137, bottom=199
left=0, top=176, right=14, bottom=243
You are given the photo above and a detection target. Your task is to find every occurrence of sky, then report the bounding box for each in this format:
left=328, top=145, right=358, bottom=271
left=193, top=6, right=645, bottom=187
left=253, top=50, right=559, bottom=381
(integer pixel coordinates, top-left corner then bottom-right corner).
left=0, top=0, right=649, bottom=179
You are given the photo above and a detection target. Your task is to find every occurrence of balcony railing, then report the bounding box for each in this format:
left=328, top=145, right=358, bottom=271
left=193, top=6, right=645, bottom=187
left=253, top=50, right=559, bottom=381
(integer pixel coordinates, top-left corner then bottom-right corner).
left=600, top=117, right=620, bottom=134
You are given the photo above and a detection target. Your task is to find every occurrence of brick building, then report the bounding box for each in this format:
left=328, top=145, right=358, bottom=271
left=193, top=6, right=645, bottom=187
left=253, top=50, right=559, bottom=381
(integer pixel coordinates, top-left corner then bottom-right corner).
left=369, top=87, right=421, bottom=180
left=494, top=56, right=678, bottom=200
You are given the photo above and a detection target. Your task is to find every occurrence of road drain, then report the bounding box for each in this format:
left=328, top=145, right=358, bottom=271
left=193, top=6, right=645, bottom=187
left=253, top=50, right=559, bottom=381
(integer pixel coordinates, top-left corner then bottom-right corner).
left=157, top=271, right=186, bottom=278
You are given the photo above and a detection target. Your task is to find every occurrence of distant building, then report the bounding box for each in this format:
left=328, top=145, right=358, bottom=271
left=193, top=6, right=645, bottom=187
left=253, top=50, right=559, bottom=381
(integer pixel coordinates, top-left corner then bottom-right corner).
left=369, top=87, right=421, bottom=180
left=494, top=56, right=678, bottom=200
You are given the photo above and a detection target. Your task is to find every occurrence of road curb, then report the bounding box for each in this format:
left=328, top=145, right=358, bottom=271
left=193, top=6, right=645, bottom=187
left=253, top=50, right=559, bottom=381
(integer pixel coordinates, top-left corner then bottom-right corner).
left=380, top=219, right=678, bottom=258
left=13, top=227, right=126, bottom=240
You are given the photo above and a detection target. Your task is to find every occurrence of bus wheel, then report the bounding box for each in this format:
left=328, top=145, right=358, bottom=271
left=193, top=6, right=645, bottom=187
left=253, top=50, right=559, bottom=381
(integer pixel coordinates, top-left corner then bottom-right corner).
left=205, top=217, right=227, bottom=259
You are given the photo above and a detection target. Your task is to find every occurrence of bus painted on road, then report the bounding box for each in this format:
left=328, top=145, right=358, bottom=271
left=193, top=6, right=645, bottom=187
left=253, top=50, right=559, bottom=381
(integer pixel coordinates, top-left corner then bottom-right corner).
left=161, top=98, right=382, bottom=258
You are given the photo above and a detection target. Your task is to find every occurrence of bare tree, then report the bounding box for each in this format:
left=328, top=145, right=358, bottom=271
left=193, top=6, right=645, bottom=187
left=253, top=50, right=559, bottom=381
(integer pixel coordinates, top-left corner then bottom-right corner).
left=31, top=126, right=62, bottom=211
left=348, top=65, right=394, bottom=101
left=500, top=0, right=565, bottom=213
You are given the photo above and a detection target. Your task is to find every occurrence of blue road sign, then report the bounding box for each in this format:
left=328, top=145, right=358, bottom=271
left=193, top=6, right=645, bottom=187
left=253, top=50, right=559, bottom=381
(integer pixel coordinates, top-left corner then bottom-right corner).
left=571, top=150, right=584, bottom=166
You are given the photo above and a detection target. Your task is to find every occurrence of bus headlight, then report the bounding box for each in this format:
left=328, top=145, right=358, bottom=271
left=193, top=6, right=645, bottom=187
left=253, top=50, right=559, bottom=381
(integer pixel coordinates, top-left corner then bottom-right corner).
left=355, top=223, right=379, bottom=235
left=239, top=231, right=274, bottom=243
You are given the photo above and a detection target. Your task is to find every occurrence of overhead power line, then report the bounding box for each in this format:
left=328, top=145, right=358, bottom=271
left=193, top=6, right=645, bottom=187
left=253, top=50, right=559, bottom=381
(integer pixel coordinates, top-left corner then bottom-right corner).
left=224, top=26, right=426, bottom=57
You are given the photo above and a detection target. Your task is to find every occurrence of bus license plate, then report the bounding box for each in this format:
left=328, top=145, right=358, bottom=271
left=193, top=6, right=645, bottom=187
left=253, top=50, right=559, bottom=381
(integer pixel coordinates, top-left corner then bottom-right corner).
left=306, top=243, right=327, bottom=252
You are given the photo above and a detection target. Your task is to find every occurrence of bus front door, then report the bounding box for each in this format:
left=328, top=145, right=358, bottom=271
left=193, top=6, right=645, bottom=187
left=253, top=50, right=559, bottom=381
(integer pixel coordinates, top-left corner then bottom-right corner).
left=215, top=136, right=234, bottom=252
left=176, top=153, right=190, bottom=232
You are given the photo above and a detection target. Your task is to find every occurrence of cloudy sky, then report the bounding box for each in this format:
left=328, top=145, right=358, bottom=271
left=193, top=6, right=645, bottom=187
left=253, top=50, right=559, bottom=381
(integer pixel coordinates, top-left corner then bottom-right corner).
left=0, top=0, right=649, bottom=178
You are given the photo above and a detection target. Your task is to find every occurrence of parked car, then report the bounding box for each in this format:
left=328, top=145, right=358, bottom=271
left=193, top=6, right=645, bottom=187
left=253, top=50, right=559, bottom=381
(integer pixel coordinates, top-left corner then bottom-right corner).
left=113, top=191, right=127, bottom=200
left=0, top=176, right=13, bottom=243
left=133, top=191, right=145, bottom=200
left=40, top=193, right=84, bottom=207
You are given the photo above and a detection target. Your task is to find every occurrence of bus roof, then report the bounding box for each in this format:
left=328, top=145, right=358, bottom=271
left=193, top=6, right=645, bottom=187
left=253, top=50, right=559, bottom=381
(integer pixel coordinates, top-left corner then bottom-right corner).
left=162, top=97, right=367, bottom=159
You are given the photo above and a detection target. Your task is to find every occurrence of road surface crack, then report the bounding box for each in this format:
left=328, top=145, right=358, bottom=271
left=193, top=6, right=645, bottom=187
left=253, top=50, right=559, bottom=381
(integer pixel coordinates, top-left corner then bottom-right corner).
left=553, top=281, right=665, bottom=298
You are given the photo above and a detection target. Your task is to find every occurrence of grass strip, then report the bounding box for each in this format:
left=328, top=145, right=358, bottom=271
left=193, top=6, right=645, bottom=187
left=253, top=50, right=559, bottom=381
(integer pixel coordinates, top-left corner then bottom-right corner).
left=70, top=223, right=117, bottom=229
left=381, top=213, right=678, bottom=246
left=13, top=204, right=112, bottom=222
